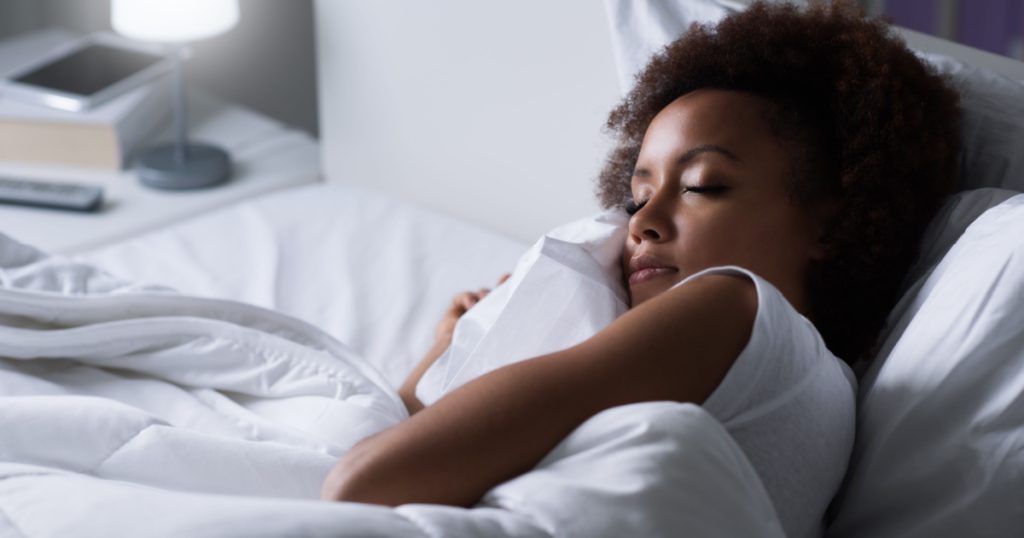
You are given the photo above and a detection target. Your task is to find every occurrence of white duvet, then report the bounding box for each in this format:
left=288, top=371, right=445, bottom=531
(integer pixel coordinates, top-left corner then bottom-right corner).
left=0, top=232, right=784, bottom=538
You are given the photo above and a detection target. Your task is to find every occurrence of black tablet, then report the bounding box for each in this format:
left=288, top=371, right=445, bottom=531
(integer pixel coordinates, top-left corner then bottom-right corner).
left=3, top=34, right=173, bottom=112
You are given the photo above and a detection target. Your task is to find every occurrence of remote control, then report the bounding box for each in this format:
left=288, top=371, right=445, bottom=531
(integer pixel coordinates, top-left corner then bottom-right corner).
left=0, top=176, right=104, bottom=212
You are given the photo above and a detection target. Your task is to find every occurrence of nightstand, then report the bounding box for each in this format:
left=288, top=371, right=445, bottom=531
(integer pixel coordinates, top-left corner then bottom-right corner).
left=0, top=91, right=320, bottom=255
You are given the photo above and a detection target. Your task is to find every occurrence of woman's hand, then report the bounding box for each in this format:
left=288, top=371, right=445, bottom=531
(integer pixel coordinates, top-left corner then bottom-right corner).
left=398, top=273, right=511, bottom=415
left=433, top=273, right=511, bottom=345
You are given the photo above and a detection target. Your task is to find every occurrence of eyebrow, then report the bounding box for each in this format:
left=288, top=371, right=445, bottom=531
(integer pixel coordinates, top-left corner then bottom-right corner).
left=633, top=144, right=741, bottom=178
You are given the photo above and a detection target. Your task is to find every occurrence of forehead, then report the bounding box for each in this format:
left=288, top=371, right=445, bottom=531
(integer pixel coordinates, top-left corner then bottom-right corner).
left=639, top=89, right=777, bottom=157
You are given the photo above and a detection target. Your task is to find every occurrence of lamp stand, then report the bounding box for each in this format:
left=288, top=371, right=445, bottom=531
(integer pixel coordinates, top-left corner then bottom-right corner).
left=135, top=44, right=231, bottom=190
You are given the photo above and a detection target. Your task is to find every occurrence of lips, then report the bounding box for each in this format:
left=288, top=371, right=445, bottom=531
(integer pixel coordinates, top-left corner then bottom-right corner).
left=627, top=254, right=679, bottom=286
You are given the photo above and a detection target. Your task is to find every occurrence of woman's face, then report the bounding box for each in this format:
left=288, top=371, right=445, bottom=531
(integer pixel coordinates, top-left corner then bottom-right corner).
left=621, top=89, right=827, bottom=309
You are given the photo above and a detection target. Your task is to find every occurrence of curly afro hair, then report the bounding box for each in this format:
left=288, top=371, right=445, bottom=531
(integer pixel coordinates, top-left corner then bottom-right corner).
left=597, top=0, right=962, bottom=364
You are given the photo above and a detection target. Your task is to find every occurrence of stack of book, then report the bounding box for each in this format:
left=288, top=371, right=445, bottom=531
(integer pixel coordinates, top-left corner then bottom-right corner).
left=0, top=29, right=169, bottom=182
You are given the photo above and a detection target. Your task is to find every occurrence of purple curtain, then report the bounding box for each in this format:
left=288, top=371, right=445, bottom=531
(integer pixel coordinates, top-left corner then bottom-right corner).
left=880, top=0, right=1024, bottom=59
left=957, top=0, right=1021, bottom=57
left=884, top=0, right=938, bottom=35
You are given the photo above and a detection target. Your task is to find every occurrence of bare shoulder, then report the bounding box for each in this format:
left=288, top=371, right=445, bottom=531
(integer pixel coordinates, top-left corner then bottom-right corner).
left=650, top=272, right=758, bottom=322
left=598, top=272, right=757, bottom=347
left=569, top=271, right=758, bottom=406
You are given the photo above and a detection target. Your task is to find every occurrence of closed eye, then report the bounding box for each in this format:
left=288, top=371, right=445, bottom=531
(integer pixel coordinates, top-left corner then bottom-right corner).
left=626, top=186, right=727, bottom=216
left=624, top=199, right=647, bottom=216
left=684, top=185, right=728, bottom=195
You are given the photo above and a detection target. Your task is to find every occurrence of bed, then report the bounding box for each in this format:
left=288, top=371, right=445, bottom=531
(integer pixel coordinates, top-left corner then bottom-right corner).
left=2, top=1, right=1024, bottom=536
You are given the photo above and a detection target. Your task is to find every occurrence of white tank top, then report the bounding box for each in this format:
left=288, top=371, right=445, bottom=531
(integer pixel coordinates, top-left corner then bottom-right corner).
left=678, top=266, right=857, bottom=538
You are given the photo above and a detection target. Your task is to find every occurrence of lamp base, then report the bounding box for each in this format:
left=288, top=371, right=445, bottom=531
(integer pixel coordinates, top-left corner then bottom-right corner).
left=135, top=143, right=232, bottom=190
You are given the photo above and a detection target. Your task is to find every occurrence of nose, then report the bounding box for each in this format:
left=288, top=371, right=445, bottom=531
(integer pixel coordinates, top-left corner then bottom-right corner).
left=627, top=193, right=673, bottom=245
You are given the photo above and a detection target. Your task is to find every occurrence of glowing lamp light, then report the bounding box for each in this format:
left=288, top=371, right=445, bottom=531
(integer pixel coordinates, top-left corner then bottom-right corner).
left=112, top=0, right=240, bottom=43
left=110, top=0, right=240, bottom=190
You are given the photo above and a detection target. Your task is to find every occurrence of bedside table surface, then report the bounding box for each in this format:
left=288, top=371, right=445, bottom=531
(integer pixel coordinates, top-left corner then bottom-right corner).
left=0, top=92, right=320, bottom=255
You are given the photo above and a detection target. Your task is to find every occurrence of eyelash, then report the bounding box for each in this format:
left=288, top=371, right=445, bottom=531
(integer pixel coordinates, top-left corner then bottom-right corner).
left=625, top=186, right=727, bottom=216
left=624, top=199, right=647, bottom=216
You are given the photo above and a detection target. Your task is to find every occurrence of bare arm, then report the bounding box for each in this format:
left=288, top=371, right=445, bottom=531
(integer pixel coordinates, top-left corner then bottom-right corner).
left=398, top=338, right=449, bottom=415
left=398, top=274, right=511, bottom=415
left=322, top=273, right=757, bottom=506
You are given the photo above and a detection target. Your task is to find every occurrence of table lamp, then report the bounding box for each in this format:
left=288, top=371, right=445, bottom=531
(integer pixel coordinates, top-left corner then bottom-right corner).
left=111, top=0, right=239, bottom=190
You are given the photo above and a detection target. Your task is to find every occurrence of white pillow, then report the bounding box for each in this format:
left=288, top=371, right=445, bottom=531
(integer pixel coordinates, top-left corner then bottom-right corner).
left=915, top=52, right=1024, bottom=193
left=826, top=188, right=1024, bottom=537
left=602, top=0, right=1024, bottom=194
left=415, top=209, right=629, bottom=406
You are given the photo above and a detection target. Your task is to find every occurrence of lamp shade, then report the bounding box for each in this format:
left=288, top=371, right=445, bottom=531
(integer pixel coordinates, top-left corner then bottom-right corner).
left=112, top=0, right=239, bottom=43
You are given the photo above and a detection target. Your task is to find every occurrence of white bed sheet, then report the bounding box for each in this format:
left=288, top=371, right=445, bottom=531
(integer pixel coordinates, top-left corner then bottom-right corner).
left=70, top=183, right=528, bottom=389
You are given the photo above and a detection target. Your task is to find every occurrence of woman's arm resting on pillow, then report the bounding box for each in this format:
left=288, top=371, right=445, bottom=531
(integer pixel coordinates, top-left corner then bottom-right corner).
left=322, top=273, right=756, bottom=506
left=399, top=274, right=511, bottom=415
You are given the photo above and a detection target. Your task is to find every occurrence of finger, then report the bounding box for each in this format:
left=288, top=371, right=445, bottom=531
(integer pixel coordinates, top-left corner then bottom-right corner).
left=452, top=291, right=474, bottom=306
left=498, top=273, right=511, bottom=284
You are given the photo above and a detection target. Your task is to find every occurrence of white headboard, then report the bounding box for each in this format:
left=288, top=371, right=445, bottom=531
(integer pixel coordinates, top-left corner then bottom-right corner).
left=314, top=1, right=1024, bottom=243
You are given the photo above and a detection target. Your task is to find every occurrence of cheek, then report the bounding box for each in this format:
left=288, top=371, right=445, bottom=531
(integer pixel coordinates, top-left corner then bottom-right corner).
left=732, top=208, right=815, bottom=260
left=677, top=206, right=751, bottom=241
left=678, top=206, right=791, bottom=254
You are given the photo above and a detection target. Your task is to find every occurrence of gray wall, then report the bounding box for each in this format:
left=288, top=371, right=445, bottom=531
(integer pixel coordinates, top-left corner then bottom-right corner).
left=0, top=0, right=319, bottom=136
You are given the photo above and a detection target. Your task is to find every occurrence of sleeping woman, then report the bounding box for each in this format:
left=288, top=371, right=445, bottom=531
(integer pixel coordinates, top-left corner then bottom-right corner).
left=321, top=1, right=961, bottom=536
